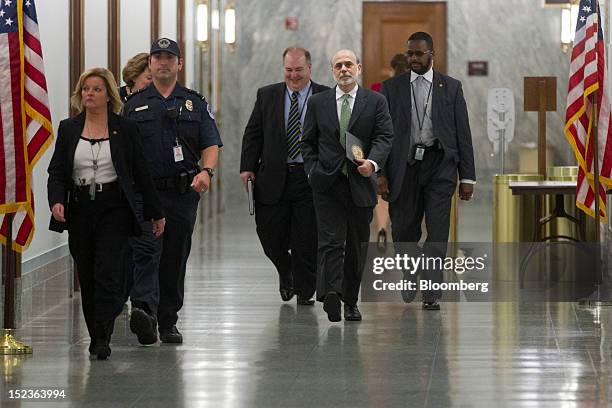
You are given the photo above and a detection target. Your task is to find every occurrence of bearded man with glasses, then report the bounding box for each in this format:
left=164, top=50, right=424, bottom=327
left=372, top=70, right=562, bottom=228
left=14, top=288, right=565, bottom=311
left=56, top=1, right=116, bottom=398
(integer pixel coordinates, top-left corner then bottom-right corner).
left=378, top=31, right=476, bottom=311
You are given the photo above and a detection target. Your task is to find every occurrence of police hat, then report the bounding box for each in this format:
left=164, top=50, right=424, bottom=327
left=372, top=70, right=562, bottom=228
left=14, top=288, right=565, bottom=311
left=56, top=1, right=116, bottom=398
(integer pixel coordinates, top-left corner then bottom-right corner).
left=150, top=38, right=181, bottom=58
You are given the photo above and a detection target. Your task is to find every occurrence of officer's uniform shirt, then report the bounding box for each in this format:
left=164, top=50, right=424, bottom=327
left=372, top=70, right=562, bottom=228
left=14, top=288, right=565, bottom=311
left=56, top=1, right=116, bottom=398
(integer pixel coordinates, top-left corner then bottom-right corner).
left=123, top=83, right=223, bottom=180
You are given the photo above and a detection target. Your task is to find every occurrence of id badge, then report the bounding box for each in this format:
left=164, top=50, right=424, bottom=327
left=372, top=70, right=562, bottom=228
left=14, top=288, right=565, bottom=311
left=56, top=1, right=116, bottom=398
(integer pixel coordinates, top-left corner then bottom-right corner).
left=173, top=145, right=184, bottom=162
left=414, top=144, right=425, bottom=161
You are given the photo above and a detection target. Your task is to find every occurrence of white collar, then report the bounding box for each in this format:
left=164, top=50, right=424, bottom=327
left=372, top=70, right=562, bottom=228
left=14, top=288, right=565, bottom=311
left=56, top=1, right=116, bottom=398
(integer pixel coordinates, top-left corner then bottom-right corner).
left=410, top=67, right=434, bottom=83
left=335, top=84, right=359, bottom=100
left=286, top=81, right=312, bottom=97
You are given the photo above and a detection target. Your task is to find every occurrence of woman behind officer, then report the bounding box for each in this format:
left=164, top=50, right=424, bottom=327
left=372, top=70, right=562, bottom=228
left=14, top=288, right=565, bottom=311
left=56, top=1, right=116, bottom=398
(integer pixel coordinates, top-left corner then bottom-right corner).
left=119, top=52, right=152, bottom=102
left=47, top=67, right=165, bottom=360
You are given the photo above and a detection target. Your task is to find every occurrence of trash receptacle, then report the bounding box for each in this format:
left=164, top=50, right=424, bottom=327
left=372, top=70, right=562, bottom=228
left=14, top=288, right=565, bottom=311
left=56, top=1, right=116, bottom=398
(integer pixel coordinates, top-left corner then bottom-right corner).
left=493, top=174, right=544, bottom=281
left=493, top=174, right=544, bottom=243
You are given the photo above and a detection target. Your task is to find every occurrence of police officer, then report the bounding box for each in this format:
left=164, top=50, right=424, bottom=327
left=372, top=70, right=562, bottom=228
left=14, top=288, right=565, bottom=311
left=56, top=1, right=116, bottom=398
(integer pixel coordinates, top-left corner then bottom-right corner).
left=123, top=38, right=222, bottom=344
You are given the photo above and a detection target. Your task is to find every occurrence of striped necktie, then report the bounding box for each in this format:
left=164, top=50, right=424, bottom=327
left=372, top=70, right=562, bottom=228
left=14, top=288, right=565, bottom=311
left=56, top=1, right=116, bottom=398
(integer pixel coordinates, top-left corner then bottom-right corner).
left=287, top=91, right=301, bottom=159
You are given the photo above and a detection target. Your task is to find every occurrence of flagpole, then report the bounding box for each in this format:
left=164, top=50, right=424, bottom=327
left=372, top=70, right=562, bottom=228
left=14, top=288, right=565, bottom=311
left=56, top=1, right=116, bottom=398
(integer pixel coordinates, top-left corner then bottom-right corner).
left=0, top=213, right=32, bottom=354
left=593, top=89, right=602, bottom=284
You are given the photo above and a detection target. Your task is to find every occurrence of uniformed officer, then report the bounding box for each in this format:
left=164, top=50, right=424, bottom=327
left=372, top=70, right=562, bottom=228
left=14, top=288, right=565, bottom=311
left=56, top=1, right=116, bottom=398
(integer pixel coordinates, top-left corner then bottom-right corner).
left=123, top=38, right=222, bottom=344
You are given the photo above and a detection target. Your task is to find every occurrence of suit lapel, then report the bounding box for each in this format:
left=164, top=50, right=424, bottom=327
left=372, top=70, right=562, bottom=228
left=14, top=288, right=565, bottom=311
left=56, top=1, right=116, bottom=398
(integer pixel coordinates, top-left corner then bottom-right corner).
left=67, top=113, right=85, bottom=173
left=432, top=71, right=444, bottom=136
left=397, top=73, right=412, bottom=127
left=348, top=86, right=367, bottom=131
left=276, top=83, right=287, bottom=139
left=325, top=88, right=340, bottom=132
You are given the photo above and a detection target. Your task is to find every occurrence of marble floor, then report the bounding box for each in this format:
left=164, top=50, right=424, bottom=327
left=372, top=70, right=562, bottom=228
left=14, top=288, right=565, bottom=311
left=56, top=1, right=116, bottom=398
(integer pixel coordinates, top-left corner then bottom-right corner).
left=2, top=205, right=612, bottom=407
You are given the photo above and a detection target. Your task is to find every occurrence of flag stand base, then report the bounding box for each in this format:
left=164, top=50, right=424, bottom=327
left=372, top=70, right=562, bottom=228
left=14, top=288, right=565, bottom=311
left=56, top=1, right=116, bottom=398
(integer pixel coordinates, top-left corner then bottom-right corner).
left=0, top=329, right=32, bottom=355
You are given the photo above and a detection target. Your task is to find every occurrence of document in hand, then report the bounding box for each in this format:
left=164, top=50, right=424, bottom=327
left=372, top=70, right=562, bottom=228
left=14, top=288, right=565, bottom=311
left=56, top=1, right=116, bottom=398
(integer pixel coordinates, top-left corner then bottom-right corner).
left=346, top=131, right=365, bottom=164
left=247, top=178, right=255, bottom=215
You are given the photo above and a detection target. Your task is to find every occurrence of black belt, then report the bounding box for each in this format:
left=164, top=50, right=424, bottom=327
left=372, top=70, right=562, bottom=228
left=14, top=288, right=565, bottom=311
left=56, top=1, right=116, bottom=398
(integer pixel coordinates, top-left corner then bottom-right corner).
left=287, top=163, right=304, bottom=173
left=154, top=176, right=178, bottom=190
left=73, top=181, right=118, bottom=193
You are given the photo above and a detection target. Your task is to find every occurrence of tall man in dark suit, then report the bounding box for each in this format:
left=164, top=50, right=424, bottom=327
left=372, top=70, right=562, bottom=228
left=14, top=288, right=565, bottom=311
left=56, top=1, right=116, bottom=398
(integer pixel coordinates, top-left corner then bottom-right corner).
left=302, top=49, right=393, bottom=322
left=379, top=32, right=476, bottom=310
left=240, top=47, right=329, bottom=305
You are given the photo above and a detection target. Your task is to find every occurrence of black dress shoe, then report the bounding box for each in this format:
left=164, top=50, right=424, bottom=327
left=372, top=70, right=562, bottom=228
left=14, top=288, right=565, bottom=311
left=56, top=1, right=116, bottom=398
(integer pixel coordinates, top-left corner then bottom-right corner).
left=279, top=287, right=295, bottom=302
left=159, top=325, right=183, bottom=344
left=95, top=342, right=111, bottom=360
left=344, top=304, right=362, bottom=321
left=130, top=307, right=158, bottom=345
left=422, top=301, right=440, bottom=311
left=323, top=292, right=341, bottom=322
left=296, top=296, right=314, bottom=306
left=88, top=340, right=96, bottom=355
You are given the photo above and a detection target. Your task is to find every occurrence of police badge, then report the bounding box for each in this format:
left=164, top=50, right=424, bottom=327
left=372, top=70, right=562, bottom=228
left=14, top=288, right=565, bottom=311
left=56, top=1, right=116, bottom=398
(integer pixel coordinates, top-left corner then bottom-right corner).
left=185, top=99, right=193, bottom=111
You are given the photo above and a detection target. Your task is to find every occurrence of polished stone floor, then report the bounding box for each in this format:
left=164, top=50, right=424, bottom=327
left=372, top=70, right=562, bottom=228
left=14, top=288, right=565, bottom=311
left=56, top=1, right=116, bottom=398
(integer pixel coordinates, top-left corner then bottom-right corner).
left=2, top=205, right=612, bottom=407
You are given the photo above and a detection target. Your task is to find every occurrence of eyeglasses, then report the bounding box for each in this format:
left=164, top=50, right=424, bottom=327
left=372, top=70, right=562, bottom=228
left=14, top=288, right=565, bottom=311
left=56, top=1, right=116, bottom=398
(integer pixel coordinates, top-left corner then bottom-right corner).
left=405, top=50, right=432, bottom=58
left=333, top=61, right=355, bottom=70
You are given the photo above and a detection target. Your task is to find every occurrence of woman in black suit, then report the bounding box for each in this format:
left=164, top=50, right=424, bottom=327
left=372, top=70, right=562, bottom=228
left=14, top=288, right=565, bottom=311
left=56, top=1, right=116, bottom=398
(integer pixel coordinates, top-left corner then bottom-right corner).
left=47, top=67, right=165, bottom=360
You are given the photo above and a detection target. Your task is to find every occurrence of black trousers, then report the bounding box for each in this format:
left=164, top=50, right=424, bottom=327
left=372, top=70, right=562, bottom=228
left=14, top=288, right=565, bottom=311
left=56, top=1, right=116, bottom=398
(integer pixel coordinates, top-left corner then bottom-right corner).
left=131, top=189, right=200, bottom=330
left=389, top=149, right=456, bottom=301
left=124, top=193, right=162, bottom=314
left=313, top=176, right=373, bottom=306
left=68, top=189, right=133, bottom=342
left=254, top=167, right=317, bottom=299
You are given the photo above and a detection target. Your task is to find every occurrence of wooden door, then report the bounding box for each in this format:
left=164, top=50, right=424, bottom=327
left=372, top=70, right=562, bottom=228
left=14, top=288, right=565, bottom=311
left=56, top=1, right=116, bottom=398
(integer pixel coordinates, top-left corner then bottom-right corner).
left=362, top=2, right=447, bottom=88
left=363, top=2, right=457, bottom=242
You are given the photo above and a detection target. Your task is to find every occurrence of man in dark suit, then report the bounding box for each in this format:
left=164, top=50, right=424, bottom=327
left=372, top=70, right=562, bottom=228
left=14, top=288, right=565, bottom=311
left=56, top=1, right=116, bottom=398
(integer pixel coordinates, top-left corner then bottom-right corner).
left=302, top=49, right=393, bottom=322
left=240, top=47, right=329, bottom=305
left=379, top=32, right=476, bottom=310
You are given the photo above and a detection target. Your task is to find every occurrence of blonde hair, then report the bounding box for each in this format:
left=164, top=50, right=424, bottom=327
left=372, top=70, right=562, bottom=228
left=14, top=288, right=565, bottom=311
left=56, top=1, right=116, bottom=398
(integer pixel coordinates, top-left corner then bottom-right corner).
left=70, top=67, right=122, bottom=114
left=122, top=52, right=150, bottom=88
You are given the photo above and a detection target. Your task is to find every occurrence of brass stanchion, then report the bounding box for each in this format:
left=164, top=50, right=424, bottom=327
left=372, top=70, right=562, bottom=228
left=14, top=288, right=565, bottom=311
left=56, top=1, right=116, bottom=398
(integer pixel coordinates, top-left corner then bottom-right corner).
left=1, top=213, right=32, bottom=354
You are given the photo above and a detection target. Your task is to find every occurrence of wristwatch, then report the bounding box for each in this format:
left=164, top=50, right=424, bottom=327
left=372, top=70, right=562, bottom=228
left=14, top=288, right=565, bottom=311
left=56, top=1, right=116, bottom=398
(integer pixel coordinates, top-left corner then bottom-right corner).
left=202, top=167, right=215, bottom=178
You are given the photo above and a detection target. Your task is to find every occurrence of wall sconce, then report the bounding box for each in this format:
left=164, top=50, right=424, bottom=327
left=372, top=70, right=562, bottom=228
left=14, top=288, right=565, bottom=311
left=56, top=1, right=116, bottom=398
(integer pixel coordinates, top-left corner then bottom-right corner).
left=224, top=3, right=236, bottom=52
left=196, top=0, right=209, bottom=51
left=561, top=2, right=579, bottom=53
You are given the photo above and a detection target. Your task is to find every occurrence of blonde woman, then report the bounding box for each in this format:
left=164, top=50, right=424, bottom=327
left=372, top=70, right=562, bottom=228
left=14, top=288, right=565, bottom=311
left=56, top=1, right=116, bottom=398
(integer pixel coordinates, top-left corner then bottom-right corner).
left=47, top=67, right=165, bottom=360
left=119, top=53, right=152, bottom=101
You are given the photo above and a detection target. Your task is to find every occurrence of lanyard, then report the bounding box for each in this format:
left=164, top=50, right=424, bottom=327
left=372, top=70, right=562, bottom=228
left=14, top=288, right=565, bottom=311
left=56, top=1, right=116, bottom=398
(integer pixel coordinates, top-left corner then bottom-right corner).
left=411, top=80, right=433, bottom=132
left=286, top=83, right=312, bottom=122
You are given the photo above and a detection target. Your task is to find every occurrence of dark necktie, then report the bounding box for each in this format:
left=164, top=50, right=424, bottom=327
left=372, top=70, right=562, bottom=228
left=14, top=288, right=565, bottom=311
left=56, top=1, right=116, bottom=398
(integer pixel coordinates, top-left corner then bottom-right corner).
left=287, top=91, right=301, bottom=159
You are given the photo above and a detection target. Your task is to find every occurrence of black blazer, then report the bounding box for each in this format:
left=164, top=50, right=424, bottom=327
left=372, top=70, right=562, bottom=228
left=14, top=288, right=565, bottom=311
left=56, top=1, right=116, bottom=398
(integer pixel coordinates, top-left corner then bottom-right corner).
left=240, top=81, right=330, bottom=205
left=380, top=71, right=476, bottom=203
left=302, top=86, right=394, bottom=208
left=47, top=112, right=164, bottom=234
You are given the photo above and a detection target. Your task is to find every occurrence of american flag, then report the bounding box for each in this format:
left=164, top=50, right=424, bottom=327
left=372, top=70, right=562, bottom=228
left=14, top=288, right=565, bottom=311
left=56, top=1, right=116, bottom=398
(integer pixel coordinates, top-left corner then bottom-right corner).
left=0, top=0, right=53, bottom=252
left=564, top=0, right=612, bottom=220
